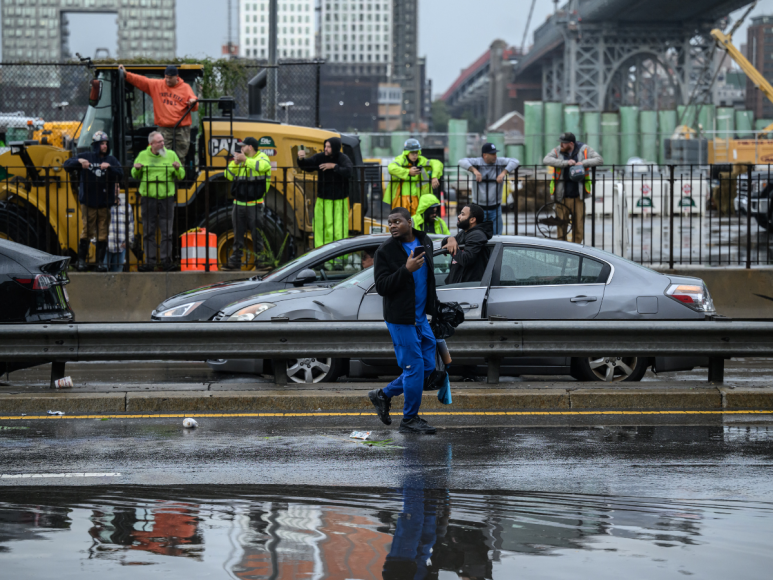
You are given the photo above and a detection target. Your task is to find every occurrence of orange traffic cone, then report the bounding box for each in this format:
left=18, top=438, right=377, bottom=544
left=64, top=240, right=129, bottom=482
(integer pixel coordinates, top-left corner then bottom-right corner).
left=440, top=190, right=447, bottom=217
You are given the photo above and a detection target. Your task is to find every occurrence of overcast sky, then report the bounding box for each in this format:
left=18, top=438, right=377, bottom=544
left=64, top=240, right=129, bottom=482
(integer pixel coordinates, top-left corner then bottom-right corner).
left=1, top=0, right=772, bottom=97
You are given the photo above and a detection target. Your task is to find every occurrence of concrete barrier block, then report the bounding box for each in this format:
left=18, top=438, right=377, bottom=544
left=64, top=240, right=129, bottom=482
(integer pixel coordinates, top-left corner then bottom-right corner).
left=67, top=273, right=168, bottom=322
left=719, top=387, right=773, bottom=409
left=0, top=392, right=125, bottom=415
left=570, top=388, right=722, bottom=409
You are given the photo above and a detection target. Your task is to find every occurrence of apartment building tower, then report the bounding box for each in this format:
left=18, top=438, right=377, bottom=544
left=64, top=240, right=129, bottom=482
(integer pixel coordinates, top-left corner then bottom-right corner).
left=1, top=0, right=175, bottom=61
left=239, top=0, right=315, bottom=59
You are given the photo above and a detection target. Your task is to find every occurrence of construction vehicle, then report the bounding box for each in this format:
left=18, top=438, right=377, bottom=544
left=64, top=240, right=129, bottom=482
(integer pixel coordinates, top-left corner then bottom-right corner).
left=0, top=64, right=370, bottom=268
left=709, top=28, right=773, bottom=165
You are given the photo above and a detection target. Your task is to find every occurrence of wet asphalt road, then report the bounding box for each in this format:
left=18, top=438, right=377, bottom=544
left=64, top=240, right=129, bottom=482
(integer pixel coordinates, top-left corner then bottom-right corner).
left=2, top=416, right=773, bottom=500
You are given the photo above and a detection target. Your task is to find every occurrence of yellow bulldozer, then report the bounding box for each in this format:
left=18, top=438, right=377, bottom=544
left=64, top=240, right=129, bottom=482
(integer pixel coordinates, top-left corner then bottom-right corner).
left=0, top=63, right=372, bottom=269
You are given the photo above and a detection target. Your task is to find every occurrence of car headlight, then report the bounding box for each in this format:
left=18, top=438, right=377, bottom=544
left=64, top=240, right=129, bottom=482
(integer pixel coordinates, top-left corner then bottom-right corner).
left=157, top=301, right=204, bottom=318
left=228, top=302, right=276, bottom=321
left=665, top=284, right=716, bottom=314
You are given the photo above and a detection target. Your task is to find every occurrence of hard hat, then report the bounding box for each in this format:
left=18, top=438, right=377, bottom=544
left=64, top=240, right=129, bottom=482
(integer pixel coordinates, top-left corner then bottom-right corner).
left=92, top=131, right=109, bottom=143
left=403, top=138, right=421, bottom=152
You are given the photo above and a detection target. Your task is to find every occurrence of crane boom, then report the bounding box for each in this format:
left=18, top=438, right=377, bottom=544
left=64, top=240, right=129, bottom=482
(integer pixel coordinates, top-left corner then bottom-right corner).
left=711, top=28, right=773, bottom=134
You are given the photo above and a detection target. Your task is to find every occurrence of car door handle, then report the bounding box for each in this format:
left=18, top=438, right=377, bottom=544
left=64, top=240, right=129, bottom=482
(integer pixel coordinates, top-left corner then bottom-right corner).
left=459, top=302, right=479, bottom=310
left=570, top=296, right=597, bottom=303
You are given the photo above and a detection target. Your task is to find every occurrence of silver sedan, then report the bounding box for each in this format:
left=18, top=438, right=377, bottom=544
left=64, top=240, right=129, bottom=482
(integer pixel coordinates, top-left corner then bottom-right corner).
left=209, top=235, right=716, bottom=383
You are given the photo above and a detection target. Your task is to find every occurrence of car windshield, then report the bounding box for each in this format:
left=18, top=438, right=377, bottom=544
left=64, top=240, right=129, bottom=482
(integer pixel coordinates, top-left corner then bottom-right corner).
left=259, top=242, right=345, bottom=281
left=334, top=267, right=374, bottom=289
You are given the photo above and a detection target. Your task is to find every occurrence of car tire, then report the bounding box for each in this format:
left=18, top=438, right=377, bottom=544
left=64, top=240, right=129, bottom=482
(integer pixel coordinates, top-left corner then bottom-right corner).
left=573, top=356, right=649, bottom=382
left=285, top=357, right=344, bottom=383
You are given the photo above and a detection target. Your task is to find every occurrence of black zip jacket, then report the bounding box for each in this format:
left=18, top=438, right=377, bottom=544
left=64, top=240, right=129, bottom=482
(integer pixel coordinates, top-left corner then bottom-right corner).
left=63, top=141, right=124, bottom=208
left=374, top=229, right=438, bottom=325
left=442, top=220, right=494, bottom=285
left=297, top=137, right=353, bottom=200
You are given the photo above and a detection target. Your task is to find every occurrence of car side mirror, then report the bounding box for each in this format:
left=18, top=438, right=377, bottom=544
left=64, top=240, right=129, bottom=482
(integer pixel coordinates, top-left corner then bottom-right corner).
left=293, top=268, right=317, bottom=287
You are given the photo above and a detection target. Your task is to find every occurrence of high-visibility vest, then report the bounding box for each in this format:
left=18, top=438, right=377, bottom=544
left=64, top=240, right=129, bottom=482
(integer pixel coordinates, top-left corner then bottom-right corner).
left=549, top=146, right=592, bottom=196
left=181, top=228, right=218, bottom=271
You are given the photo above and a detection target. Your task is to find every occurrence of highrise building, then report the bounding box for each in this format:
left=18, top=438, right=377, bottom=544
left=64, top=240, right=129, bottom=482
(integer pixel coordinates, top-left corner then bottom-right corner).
left=239, top=0, right=315, bottom=59
left=391, top=0, right=420, bottom=128
left=319, top=1, right=392, bottom=77
left=0, top=0, right=175, bottom=61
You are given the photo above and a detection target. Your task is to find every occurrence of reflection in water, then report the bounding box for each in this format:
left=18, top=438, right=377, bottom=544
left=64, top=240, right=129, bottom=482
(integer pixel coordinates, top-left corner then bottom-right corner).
left=0, top=486, right=771, bottom=578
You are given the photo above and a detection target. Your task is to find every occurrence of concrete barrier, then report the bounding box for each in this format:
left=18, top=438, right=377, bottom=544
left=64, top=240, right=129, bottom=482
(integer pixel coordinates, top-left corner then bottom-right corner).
left=67, top=267, right=773, bottom=322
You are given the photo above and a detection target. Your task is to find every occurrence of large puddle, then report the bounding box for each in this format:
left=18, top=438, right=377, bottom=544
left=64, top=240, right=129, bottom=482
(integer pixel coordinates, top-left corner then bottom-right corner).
left=0, top=486, right=770, bottom=578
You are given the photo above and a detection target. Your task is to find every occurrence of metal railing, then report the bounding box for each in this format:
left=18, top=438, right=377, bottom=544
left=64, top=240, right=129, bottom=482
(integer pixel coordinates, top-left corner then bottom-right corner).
left=1, top=319, right=771, bottom=387
left=1, top=161, right=772, bottom=270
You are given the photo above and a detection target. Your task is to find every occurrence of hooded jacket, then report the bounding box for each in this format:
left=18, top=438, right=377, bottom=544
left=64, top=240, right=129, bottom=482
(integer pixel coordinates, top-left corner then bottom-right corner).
left=384, top=151, right=444, bottom=209
left=442, top=220, right=494, bottom=285
left=130, top=146, right=185, bottom=199
left=297, top=137, right=353, bottom=200
left=413, top=193, right=450, bottom=235
left=63, top=140, right=124, bottom=208
left=374, top=229, right=438, bottom=326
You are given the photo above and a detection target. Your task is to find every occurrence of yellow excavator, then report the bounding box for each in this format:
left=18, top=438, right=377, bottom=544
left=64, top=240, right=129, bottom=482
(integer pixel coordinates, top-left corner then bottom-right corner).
left=710, top=28, right=773, bottom=164
left=0, top=63, right=373, bottom=269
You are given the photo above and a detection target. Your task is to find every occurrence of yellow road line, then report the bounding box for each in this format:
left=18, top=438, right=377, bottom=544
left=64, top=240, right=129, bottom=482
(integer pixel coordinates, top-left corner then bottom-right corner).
left=1, top=410, right=773, bottom=420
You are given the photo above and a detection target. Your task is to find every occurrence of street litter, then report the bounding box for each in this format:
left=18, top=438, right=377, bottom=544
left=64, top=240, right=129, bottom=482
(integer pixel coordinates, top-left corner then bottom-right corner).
left=47, top=411, right=64, bottom=416
left=54, top=376, right=73, bottom=389
left=349, top=431, right=371, bottom=440
left=182, top=418, right=198, bottom=428
left=0, top=426, right=29, bottom=430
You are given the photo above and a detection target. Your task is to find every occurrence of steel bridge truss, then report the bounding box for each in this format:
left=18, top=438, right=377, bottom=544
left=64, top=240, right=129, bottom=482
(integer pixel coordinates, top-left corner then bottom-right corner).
left=542, top=24, right=716, bottom=111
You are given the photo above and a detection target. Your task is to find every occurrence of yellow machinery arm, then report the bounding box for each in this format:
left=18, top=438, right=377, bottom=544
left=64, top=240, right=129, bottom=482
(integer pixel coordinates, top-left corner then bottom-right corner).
left=711, top=28, right=773, bottom=134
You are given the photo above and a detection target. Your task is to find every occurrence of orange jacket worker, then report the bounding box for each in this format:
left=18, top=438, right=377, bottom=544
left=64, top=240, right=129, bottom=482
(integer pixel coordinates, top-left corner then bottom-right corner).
left=118, top=64, right=198, bottom=161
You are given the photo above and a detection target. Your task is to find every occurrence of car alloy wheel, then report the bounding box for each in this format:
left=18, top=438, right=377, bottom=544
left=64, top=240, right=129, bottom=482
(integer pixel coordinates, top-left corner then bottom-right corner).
left=586, top=356, right=641, bottom=382
left=286, top=357, right=335, bottom=383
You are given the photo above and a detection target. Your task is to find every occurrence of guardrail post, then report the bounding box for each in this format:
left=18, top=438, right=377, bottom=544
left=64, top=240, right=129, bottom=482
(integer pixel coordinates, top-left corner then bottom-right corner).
left=273, top=359, right=288, bottom=386
left=668, top=165, right=675, bottom=269
left=50, top=361, right=66, bottom=389
left=591, top=166, right=596, bottom=247
left=707, top=357, right=724, bottom=383
left=486, top=357, right=501, bottom=384
left=746, top=164, right=753, bottom=269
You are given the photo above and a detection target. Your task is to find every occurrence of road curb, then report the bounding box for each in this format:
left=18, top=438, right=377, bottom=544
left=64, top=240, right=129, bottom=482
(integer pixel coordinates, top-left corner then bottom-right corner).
left=720, top=387, right=773, bottom=409
left=569, top=388, right=722, bottom=409
left=123, top=389, right=572, bottom=413
left=1, top=387, right=766, bottom=415
left=0, top=392, right=126, bottom=414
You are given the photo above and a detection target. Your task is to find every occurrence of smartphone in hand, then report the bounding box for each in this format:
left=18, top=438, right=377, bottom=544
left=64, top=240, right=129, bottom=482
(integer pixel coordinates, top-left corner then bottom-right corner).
left=413, top=245, right=425, bottom=257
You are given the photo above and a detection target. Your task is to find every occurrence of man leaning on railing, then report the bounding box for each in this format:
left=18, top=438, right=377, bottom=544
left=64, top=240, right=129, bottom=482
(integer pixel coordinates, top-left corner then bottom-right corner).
left=131, top=131, right=185, bottom=272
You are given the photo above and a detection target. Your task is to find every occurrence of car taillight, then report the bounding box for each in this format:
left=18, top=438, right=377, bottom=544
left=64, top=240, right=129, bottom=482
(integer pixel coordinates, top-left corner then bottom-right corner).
left=13, top=274, right=57, bottom=290
left=665, top=283, right=715, bottom=313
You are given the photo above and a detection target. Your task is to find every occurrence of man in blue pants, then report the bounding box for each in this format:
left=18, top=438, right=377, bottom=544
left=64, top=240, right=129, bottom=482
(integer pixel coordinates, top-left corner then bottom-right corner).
left=369, top=207, right=438, bottom=434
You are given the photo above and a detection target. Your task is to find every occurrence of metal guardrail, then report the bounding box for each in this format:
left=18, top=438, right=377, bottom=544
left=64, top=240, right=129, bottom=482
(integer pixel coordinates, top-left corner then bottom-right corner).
left=1, top=320, right=771, bottom=387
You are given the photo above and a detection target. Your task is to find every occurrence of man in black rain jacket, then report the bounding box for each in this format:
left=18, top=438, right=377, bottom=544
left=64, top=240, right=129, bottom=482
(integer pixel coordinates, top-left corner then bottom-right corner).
left=63, top=130, right=124, bottom=271
left=297, top=137, right=353, bottom=247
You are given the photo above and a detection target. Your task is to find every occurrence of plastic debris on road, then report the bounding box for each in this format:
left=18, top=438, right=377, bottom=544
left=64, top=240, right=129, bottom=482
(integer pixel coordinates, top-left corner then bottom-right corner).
left=349, top=431, right=371, bottom=440
left=54, top=376, right=74, bottom=389
left=182, top=418, right=198, bottom=428
left=47, top=410, right=64, bottom=416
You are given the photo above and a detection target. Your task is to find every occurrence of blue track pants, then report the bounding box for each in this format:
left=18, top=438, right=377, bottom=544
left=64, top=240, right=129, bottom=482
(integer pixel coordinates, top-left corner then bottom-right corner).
left=383, top=318, right=436, bottom=419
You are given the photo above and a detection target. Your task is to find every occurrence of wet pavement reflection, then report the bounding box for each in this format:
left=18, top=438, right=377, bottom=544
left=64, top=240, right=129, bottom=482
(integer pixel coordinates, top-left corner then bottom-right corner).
left=1, top=483, right=771, bottom=579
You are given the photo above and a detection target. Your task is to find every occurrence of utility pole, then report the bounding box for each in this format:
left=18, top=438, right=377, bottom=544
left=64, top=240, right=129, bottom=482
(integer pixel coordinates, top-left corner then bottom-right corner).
left=268, top=0, right=278, bottom=119
left=227, top=0, right=234, bottom=58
